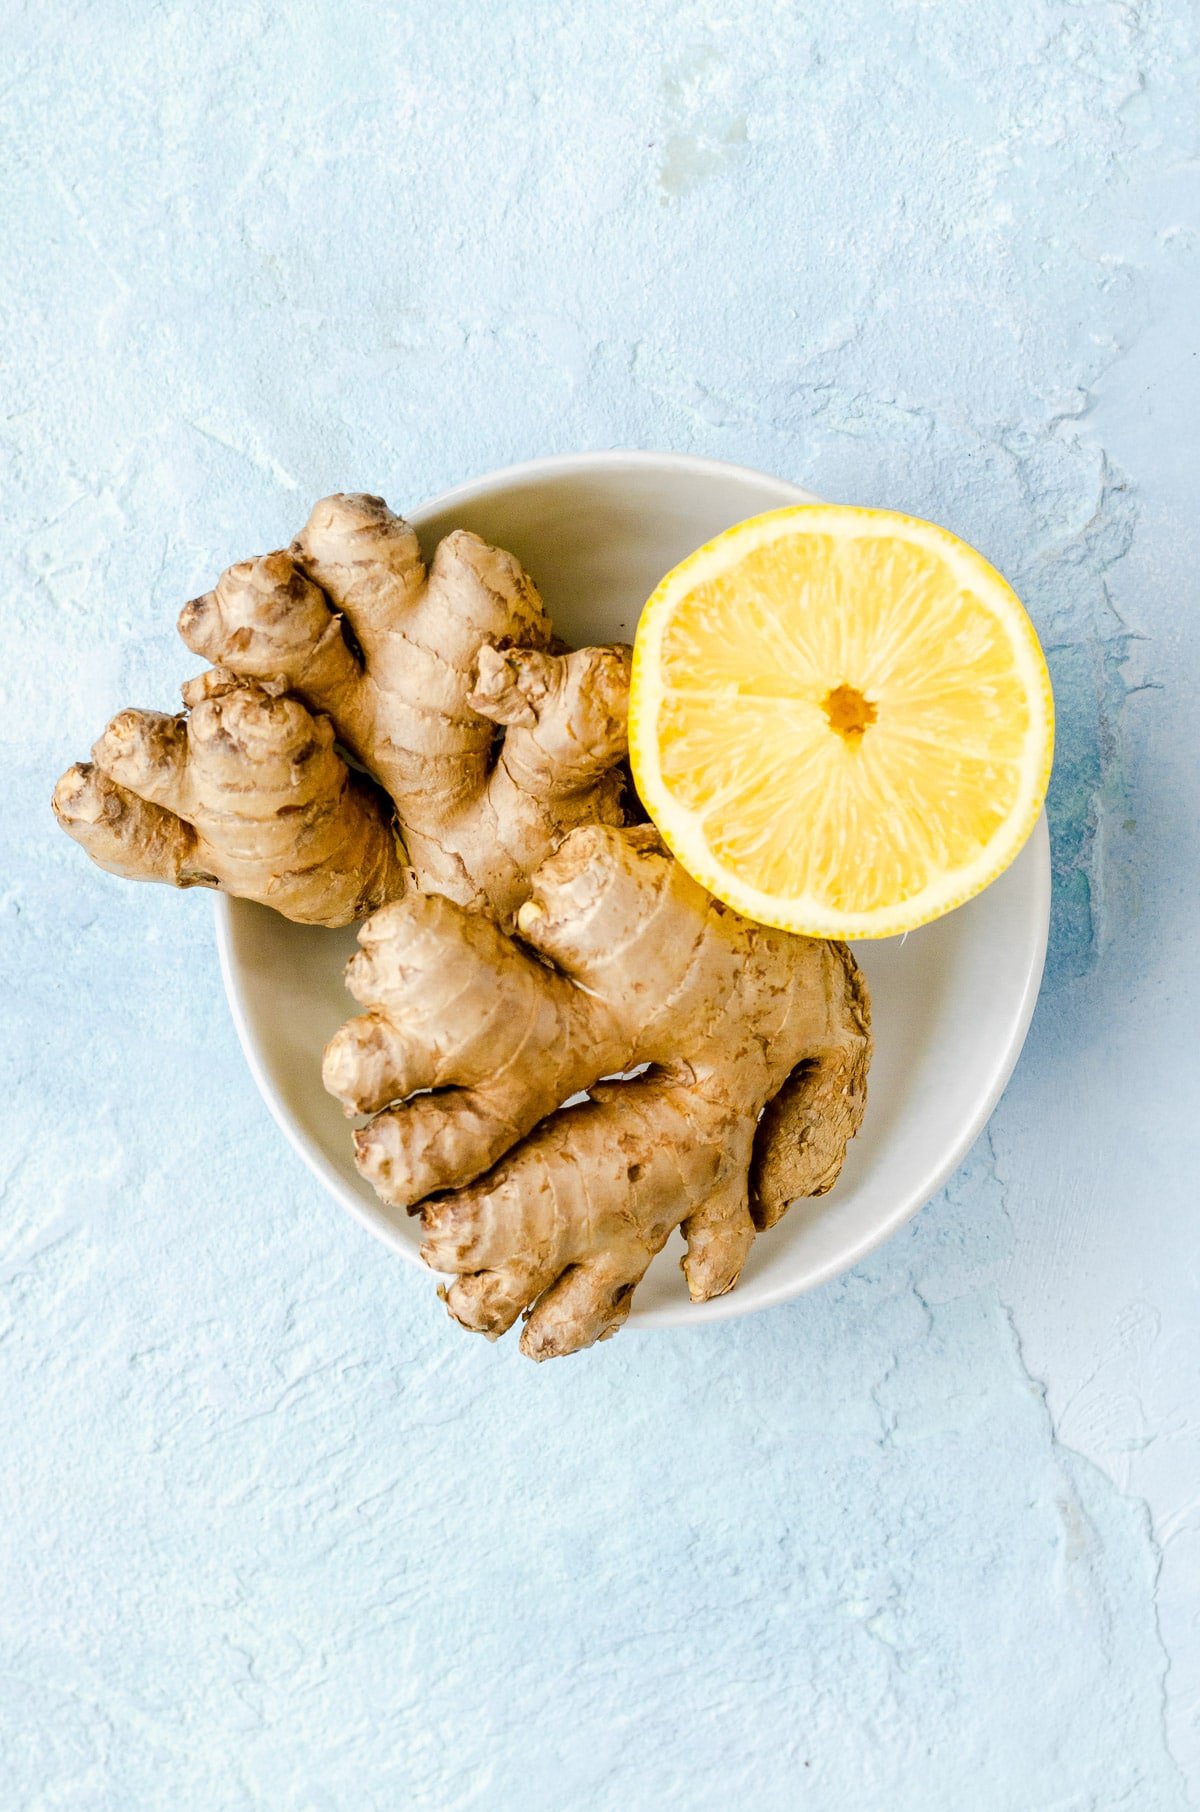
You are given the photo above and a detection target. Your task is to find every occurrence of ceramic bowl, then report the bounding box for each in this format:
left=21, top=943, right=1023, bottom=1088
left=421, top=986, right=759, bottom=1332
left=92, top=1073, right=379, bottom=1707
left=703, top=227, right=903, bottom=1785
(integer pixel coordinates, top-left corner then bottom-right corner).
left=216, top=451, right=1050, bottom=1327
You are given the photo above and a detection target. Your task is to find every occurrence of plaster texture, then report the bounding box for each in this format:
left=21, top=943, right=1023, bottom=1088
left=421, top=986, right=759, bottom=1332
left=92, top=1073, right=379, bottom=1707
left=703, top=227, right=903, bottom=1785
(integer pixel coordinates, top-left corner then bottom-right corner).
left=2, top=3, right=1198, bottom=1807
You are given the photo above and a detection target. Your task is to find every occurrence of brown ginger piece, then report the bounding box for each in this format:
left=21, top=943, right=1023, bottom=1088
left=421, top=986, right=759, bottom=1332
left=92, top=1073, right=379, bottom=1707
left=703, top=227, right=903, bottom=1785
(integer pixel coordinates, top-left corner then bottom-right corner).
left=52, top=494, right=871, bottom=1354
left=54, top=494, right=631, bottom=929
left=323, top=823, right=871, bottom=1359
left=177, top=493, right=632, bottom=923
left=53, top=670, right=406, bottom=927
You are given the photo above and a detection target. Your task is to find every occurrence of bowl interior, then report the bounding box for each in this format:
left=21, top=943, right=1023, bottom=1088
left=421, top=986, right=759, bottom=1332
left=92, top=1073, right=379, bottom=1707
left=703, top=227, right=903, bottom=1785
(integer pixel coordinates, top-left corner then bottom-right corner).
left=217, top=453, right=1050, bottom=1327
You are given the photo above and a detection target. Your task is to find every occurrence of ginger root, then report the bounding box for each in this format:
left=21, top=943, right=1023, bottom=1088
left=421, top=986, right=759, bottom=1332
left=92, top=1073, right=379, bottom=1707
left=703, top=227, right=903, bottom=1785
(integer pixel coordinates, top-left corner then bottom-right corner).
left=324, top=824, right=871, bottom=1359
left=177, top=494, right=631, bottom=922
left=55, top=495, right=631, bottom=929
left=53, top=491, right=873, bottom=1359
left=53, top=670, right=405, bottom=926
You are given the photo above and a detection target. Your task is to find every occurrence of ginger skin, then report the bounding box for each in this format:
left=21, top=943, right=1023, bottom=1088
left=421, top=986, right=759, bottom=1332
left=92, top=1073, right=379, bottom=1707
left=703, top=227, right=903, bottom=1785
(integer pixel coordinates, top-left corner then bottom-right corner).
left=53, top=670, right=405, bottom=927
left=178, top=494, right=631, bottom=923
left=55, top=495, right=631, bottom=929
left=324, top=824, right=871, bottom=1359
left=53, top=492, right=874, bottom=1358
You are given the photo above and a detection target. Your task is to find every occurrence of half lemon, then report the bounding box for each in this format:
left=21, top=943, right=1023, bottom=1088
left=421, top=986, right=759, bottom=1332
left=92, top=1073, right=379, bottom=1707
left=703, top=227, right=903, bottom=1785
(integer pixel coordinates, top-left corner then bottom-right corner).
left=628, top=505, right=1054, bottom=939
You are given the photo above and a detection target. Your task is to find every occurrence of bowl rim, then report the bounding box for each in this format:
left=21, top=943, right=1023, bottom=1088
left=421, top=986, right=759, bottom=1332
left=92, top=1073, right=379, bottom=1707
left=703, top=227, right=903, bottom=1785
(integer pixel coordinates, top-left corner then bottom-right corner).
left=363, top=445, right=825, bottom=514
left=214, top=448, right=1051, bottom=1327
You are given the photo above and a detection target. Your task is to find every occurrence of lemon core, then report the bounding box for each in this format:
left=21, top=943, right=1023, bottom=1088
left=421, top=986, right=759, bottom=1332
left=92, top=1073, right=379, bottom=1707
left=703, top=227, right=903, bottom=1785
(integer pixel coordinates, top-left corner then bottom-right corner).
left=822, top=683, right=877, bottom=742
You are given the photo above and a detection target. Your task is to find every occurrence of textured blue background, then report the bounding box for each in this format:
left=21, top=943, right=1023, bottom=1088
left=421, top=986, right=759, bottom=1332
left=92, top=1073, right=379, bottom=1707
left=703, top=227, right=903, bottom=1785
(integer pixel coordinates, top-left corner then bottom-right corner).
left=3, top=4, right=1198, bottom=1807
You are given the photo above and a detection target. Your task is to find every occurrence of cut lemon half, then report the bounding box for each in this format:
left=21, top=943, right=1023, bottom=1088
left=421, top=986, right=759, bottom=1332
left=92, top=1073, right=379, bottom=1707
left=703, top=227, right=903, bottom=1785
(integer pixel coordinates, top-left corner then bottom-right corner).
left=628, top=505, right=1054, bottom=940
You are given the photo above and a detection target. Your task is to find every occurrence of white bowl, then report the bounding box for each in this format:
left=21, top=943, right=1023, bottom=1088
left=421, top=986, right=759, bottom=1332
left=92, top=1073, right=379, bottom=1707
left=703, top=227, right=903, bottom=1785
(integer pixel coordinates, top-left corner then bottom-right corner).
left=216, top=452, right=1050, bottom=1328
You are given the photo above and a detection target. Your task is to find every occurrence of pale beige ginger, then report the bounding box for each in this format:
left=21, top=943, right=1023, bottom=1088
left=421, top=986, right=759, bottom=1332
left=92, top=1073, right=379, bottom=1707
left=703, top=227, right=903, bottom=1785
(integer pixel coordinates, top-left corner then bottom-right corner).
left=54, top=493, right=632, bottom=929
left=324, top=823, right=871, bottom=1359
left=177, top=492, right=632, bottom=922
left=53, top=670, right=406, bottom=927
left=52, top=492, right=871, bottom=1359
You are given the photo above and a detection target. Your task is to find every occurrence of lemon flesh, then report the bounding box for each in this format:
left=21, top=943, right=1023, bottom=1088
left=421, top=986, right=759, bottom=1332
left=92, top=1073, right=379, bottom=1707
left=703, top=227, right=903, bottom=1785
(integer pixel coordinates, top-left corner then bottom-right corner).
left=628, top=506, right=1054, bottom=940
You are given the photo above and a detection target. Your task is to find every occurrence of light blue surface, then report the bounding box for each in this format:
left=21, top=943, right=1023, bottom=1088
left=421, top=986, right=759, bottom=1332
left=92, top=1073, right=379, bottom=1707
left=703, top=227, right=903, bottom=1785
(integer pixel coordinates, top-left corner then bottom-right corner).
left=2, top=4, right=1198, bottom=1807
